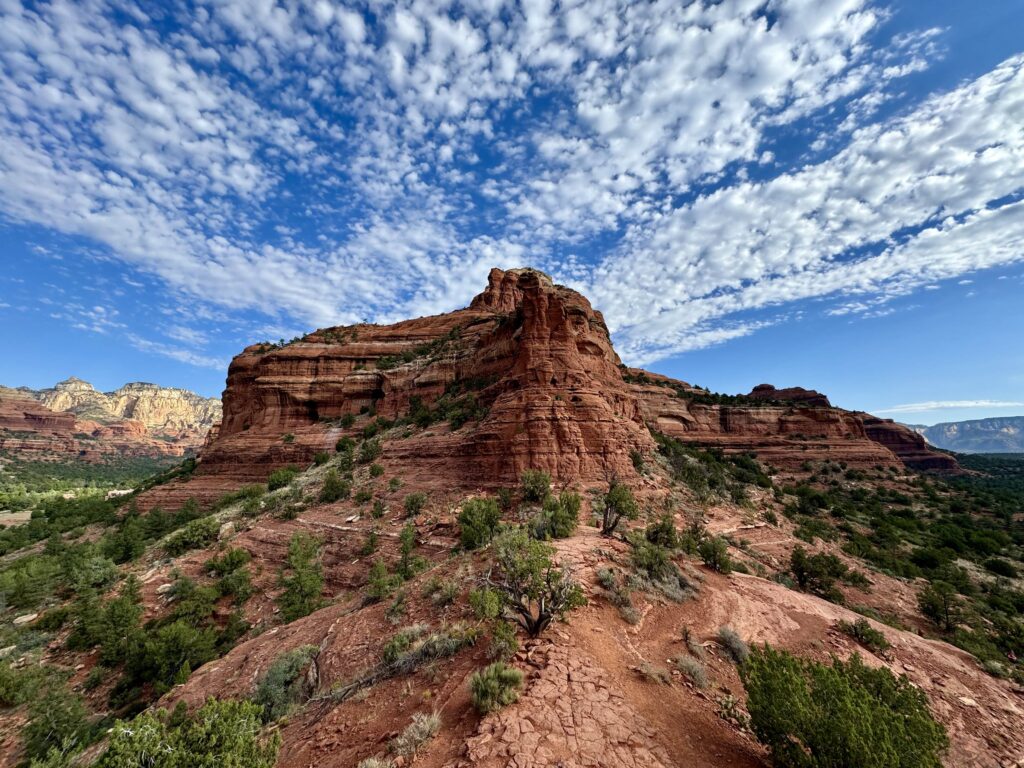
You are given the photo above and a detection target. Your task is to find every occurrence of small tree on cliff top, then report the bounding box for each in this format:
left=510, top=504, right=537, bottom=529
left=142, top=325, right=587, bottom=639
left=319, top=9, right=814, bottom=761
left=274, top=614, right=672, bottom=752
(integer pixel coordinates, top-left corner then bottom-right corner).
left=486, top=528, right=585, bottom=637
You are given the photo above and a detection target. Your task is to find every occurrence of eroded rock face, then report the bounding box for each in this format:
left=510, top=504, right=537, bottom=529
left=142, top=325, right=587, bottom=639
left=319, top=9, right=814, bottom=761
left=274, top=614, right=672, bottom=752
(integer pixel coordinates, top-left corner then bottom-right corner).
left=746, top=383, right=832, bottom=408
left=141, top=267, right=958, bottom=509
left=148, top=269, right=654, bottom=508
left=859, top=414, right=961, bottom=472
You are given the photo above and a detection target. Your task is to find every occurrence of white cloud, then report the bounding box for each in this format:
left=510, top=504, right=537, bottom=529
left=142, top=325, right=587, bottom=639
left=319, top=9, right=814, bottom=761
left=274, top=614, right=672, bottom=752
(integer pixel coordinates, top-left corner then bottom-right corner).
left=876, top=400, right=1024, bottom=414
left=0, top=0, right=1021, bottom=371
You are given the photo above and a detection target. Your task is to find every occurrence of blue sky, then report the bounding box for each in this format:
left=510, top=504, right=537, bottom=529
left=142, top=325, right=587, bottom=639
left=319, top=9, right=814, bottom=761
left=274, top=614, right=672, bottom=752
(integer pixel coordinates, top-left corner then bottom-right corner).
left=1, top=0, right=1022, bottom=426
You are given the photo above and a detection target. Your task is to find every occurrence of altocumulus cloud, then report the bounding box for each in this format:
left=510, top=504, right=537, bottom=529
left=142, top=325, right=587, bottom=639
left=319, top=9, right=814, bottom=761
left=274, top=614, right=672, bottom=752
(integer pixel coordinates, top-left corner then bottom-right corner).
left=1, top=0, right=1023, bottom=366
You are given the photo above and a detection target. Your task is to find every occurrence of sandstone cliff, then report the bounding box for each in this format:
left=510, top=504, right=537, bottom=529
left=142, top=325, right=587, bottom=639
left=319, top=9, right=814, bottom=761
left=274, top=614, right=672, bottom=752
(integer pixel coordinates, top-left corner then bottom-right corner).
left=140, top=268, right=956, bottom=510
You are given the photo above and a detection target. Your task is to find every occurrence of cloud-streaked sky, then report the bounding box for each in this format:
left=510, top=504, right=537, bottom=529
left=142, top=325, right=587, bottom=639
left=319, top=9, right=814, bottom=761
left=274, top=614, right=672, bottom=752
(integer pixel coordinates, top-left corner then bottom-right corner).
left=1, top=0, right=1022, bottom=426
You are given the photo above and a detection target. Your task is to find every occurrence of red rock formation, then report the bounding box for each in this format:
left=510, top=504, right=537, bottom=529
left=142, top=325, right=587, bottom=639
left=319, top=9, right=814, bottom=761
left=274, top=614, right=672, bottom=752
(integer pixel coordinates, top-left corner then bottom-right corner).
left=140, top=268, right=959, bottom=510
left=859, top=414, right=962, bottom=472
left=630, top=379, right=899, bottom=470
left=142, top=269, right=655, bottom=509
left=746, top=383, right=832, bottom=408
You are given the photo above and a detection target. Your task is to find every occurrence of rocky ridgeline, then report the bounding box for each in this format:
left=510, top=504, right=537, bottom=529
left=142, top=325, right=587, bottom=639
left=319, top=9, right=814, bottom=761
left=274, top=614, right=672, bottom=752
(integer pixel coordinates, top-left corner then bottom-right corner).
left=141, top=268, right=956, bottom=510
left=0, top=378, right=221, bottom=461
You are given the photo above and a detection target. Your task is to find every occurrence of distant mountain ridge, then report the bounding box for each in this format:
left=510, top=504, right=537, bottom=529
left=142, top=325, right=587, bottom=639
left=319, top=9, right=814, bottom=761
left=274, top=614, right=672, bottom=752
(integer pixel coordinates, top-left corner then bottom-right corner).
left=6, top=377, right=221, bottom=435
left=0, top=377, right=221, bottom=463
left=910, top=416, right=1024, bottom=453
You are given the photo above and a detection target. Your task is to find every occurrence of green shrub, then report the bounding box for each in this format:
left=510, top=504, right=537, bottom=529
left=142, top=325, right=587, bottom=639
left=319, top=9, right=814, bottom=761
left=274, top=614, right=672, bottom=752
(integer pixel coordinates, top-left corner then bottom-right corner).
left=370, top=463, right=385, bottom=478
left=254, top=645, right=319, bottom=722
left=740, top=645, right=948, bottom=768
left=205, top=547, right=252, bottom=576
left=631, top=537, right=672, bottom=580
left=143, top=620, right=219, bottom=689
left=717, top=626, right=749, bottom=663
left=313, top=451, right=330, bottom=466
left=645, top=514, right=679, bottom=549
left=403, top=492, right=427, bottom=517
left=336, top=436, right=355, bottom=453
left=422, top=577, right=458, bottom=606
left=396, top=524, right=425, bottom=580
left=488, top=620, right=519, bottom=660
left=97, top=698, right=280, bottom=768
left=277, top=533, right=324, bottom=622
left=268, top=465, right=300, bottom=491
left=531, top=491, right=580, bottom=539
left=164, top=516, right=219, bottom=556
left=983, top=557, right=1018, bottom=578
left=367, top=560, right=401, bottom=602
left=319, top=469, right=351, bottom=503
left=359, top=439, right=383, bottom=463
left=23, top=685, right=93, bottom=763
left=837, top=618, right=891, bottom=653
left=459, top=497, right=501, bottom=549
left=790, top=545, right=846, bottom=602
left=918, top=580, right=962, bottom=631
left=359, top=529, right=379, bottom=556
left=490, top=528, right=586, bottom=637
left=599, top=481, right=638, bottom=535
left=698, top=536, right=732, bottom=574
left=469, top=587, right=502, bottom=620
left=673, top=655, right=708, bottom=688
left=371, top=499, right=386, bottom=518
left=470, top=662, right=523, bottom=714
left=519, top=470, right=550, bottom=503
left=389, top=711, right=440, bottom=757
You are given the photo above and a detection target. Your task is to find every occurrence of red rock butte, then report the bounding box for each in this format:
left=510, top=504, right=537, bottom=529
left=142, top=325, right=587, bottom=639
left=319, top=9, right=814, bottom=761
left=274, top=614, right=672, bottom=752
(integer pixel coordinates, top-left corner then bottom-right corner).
left=139, top=268, right=957, bottom=510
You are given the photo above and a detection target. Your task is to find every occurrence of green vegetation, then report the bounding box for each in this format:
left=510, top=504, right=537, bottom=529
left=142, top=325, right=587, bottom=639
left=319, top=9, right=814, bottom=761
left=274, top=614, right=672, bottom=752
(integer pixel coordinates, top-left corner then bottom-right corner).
left=697, top=536, right=732, bottom=574
left=267, top=465, right=300, bottom=491
left=717, top=626, right=749, bottom=663
left=598, top=481, right=638, bottom=535
left=741, top=645, right=947, bottom=768
left=390, top=711, right=441, bottom=758
left=164, top=515, right=219, bottom=556
left=519, top=469, right=550, bottom=503
left=488, top=527, right=585, bottom=637
left=459, top=497, right=502, bottom=550
left=319, top=469, right=351, bottom=502
left=530, top=491, right=580, bottom=540
left=97, top=698, right=280, bottom=768
left=470, top=662, right=523, bottom=714
left=837, top=617, right=891, bottom=654
left=277, top=533, right=324, bottom=622
left=403, top=492, right=427, bottom=517
left=253, top=645, right=319, bottom=722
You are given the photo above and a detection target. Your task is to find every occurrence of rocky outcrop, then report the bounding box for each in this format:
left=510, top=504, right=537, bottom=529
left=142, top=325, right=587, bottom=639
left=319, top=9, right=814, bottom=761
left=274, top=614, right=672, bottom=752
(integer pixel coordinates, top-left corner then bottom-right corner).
left=859, top=415, right=962, bottom=472
left=630, top=379, right=900, bottom=470
left=746, top=383, right=832, bottom=408
left=140, top=268, right=959, bottom=511
left=144, top=268, right=654, bottom=509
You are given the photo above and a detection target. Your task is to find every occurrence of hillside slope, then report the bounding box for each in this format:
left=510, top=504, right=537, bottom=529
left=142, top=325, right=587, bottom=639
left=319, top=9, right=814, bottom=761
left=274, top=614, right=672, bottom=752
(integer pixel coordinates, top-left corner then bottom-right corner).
left=1, top=270, right=1020, bottom=768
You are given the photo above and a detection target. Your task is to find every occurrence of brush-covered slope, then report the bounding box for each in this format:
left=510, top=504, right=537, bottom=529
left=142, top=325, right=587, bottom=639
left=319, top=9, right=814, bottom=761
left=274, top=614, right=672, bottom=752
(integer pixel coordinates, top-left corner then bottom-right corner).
left=7, top=269, right=1019, bottom=768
